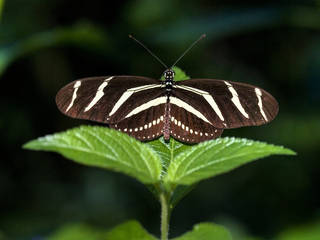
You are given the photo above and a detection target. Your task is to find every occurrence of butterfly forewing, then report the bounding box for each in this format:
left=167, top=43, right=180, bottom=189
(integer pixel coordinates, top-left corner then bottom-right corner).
left=172, top=85, right=226, bottom=129
left=56, top=76, right=163, bottom=124
left=175, top=79, right=279, bottom=129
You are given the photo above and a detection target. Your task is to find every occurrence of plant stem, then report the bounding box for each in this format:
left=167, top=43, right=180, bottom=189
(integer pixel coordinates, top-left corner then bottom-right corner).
left=160, top=192, right=171, bottom=240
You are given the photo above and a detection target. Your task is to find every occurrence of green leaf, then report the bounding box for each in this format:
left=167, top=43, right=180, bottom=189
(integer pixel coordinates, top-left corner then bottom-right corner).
left=165, top=137, right=296, bottom=185
left=105, top=220, right=157, bottom=240
left=172, top=223, right=232, bottom=240
left=147, top=137, right=192, bottom=171
left=172, top=66, right=189, bottom=81
left=47, top=223, right=106, bottom=240
left=23, top=126, right=162, bottom=184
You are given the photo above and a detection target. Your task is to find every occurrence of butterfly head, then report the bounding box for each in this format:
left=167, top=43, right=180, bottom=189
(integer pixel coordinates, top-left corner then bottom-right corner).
left=163, top=69, right=175, bottom=92
left=164, top=69, right=175, bottom=81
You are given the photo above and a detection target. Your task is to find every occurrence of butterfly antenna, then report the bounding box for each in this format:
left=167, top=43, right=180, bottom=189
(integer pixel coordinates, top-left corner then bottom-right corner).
left=129, top=34, right=168, bottom=69
left=171, top=34, right=206, bottom=68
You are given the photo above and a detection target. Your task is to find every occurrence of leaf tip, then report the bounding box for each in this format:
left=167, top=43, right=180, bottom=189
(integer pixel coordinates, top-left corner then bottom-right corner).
left=281, top=148, right=297, bottom=156
left=22, top=140, right=36, bottom=150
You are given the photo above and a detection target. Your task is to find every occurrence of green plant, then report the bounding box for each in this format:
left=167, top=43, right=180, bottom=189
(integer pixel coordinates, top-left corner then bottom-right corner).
left=23, top=67, right=295, bottom=240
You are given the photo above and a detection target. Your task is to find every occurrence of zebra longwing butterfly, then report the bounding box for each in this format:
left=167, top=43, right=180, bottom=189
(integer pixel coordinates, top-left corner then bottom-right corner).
left=56, top=35, right=278, bottom=143
left=56, top=70, right=278, bottom=143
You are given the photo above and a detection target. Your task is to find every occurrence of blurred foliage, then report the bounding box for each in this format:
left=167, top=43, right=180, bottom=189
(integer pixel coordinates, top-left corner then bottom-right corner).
left=275, top=221, right=320, bottom=240
left=46, top=221, right=232, bottom=240
left=0, top=0, right=4, bottom=20
left=104, top=221, right=156, bottom=240
left=47, top=223, right=107, bottom=240
left=0, top=23, right=111, bottom=77
left=1, top=0, right=320, bottom=240
left=46, top=221, right=157, bottom=240
left=0, top=231, right=7, bottom=240
left=172, top=223, right=232, bottom=240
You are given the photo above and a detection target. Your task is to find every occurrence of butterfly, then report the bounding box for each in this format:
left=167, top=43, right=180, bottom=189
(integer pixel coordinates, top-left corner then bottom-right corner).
left=56, top=35, right=278, bottom=143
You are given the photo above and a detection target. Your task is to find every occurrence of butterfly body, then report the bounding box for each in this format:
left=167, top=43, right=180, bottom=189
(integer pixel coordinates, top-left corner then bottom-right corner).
left=56, top=69, right=278, bottom=143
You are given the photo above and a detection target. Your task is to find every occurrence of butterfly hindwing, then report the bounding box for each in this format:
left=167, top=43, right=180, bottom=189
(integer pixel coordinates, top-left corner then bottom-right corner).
left=110, top=102, right=166, bottom=141
left=169, top=104, right=223, bottom=143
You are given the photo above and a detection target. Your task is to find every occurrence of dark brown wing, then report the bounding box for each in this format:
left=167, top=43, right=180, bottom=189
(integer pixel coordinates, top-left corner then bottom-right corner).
left=175, top=79, right=278, bottom=129
left=110, top=102, right=166, bottom=141
left=56, top=76, right=164, bottom=124
left=169, top=103, right=223, bottom=143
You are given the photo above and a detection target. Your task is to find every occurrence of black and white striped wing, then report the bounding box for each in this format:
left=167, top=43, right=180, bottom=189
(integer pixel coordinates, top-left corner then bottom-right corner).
left=169, top=102, right=224, bottom=143
left=174, top=79, right=278, bottom=129
left=56, top=76, right=164, bottom=125
left=110, top=102, right=166, bottom=141
left=56, top=75, right=279, bottom=143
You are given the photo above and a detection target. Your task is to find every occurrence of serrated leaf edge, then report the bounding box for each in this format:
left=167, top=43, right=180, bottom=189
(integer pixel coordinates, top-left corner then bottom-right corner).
left=166, top=137, right=296, bottom=183
left=24, top=126, right=162, bottom=183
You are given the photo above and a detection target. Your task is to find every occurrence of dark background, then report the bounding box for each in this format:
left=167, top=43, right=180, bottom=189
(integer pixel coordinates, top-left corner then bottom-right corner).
left=1, top=0, right=320, bottom=239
